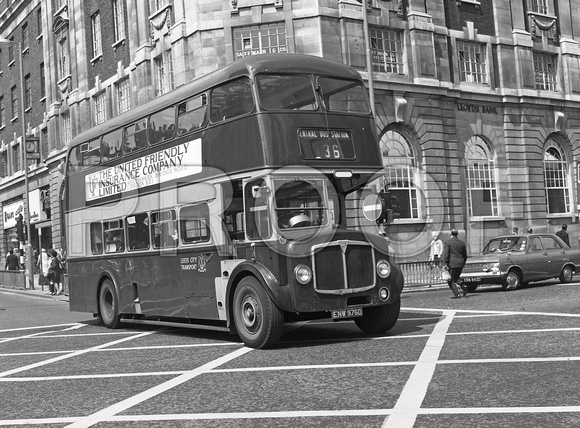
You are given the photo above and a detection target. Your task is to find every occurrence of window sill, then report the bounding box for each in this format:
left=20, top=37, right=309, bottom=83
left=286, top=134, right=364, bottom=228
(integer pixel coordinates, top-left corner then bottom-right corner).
left=456, top=0, right=481, bottom=7
left=90, top=55, right=103, bottom=65
left=112, top=39, right=125, bottom=51
left=22, top=47, right=29, bottom=55
left=36, top=34, right=43, bottom=42
left=8, top=60, right=15, bottom=68
left=390, top=218, right=433, bottom=225
left=10, top=116, right=18, bottom=124
left=547, top=213, right=574, bottom=219
left=25, top=107, right=32, bottom=114
left=40, top=97, right=46, bottom=104
left=469, top=216, right=505, bottom=222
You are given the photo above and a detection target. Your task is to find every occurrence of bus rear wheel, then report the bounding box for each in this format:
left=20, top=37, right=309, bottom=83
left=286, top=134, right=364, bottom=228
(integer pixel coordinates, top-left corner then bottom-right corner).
left=98, top=279, right=121, bottom=329
left=233, top=277, right=283, bottom=349
left=355, top=299, right=400, bottom=334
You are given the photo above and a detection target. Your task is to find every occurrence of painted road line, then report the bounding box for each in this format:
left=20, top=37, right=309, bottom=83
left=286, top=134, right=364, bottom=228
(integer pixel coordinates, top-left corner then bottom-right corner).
left=383, top=309, right=456, bottom=428
left=65, top=346, right=252, bottom=428
left=0, top=330, right=154, bottom=378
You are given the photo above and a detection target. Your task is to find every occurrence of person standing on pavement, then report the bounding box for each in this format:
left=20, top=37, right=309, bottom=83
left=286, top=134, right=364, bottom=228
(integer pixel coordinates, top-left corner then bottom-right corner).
left=443, top=229, right=468, bottom=299
left=428, top=232, right=443, bottom=286
left=5, top=248, right=20, bottom=270
left=47, top=248, right=63, bottom=296
left=556, top=224, right=570, bottom=247
left=37, top=248, right=52, bottom=294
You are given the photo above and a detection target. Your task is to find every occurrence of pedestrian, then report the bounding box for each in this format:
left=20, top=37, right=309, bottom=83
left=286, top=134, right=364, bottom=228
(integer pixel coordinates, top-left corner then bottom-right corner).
left=556, top=224, right=570, bottom=247
left=5, top=248, right=20, bottom=270
left=428, top=232, right=443, bottom=286
left=47, top=248, right=63, bottom=296
left=512, top=227, right=519, bottom=235
left=37, top=248, right=52, bottom=294
left=443, top=229, right=468, bottom=299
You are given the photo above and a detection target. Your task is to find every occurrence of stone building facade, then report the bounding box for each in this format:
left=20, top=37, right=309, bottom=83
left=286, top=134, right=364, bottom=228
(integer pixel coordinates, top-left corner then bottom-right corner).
left=1, top=0, right=579, bottom=262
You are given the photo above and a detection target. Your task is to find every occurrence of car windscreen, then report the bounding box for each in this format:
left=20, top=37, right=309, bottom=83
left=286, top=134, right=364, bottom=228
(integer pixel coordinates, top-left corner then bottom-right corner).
left=482, top=237, right=527, bottom=254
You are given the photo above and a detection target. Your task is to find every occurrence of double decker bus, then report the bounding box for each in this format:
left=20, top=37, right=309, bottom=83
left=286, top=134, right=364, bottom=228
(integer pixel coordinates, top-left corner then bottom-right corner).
left=64, top=54, right=404, bottom=348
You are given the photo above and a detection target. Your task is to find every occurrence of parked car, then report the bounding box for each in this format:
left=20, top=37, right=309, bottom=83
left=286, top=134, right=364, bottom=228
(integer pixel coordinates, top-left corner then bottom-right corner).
left=460, top=233, right=580, bottom=292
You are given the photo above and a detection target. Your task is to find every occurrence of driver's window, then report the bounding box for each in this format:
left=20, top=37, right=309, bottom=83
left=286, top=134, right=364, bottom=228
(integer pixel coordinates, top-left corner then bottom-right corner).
left=244, top=178, right=271, bottom=240
left=541, top=236, right=562, bottom=250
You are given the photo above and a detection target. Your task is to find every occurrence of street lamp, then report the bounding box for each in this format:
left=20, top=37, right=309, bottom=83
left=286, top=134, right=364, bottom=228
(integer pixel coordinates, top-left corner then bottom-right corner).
left=0, top=36, right=34, bottom=290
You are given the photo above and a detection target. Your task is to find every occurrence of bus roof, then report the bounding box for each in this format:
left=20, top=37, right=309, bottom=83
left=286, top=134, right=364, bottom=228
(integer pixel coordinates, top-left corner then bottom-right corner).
left=68, top=54, right=363, bottom=148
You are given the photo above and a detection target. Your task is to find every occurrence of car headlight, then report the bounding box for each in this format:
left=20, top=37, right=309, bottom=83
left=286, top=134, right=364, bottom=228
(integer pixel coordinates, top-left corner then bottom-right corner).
left=294, top=264, right=312, bottom=285
left=376, top=259, right=391, bottom=278
left=491, top=262, right=500, bottom=273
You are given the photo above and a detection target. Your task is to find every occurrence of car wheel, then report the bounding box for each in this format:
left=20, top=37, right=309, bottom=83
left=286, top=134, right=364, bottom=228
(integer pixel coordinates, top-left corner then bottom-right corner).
left=465, top=284, right=478, bottom=293
left=559, top=265, right=574, bottom=284
left=355, top=299, right=400, bottom=334
left=98, top=279, right=121, bottom=329
left=233, top=277, right=283, bottom=349
left=502, top=270, right=521, bottom=291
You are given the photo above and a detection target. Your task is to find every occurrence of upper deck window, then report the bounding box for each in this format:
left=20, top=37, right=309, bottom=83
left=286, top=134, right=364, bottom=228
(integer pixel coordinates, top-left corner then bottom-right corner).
left=318, top=78, right=370, bottom=114
left=68, top=138, right=101, bottom=172
left=256, top=75, right=317, bottom=111
left=210, top=77, right=253, bottom=123
left=149, top=106, right=176, bottom=145
left=177, top=94, right=207, bottom=135
left=102, top=128, right=123, bottom=162
left=123, top=118, right=148, bottom=154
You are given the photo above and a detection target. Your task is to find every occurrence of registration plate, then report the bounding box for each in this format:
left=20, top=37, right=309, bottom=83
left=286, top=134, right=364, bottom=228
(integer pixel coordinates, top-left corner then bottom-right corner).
left=331, top=308, right=363, bottom=319
left=463, top=277, right=481, bottom=282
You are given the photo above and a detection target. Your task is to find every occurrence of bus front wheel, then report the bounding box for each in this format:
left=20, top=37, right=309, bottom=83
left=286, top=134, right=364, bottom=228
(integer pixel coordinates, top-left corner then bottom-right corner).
left=98, top=279, right=121, bottom=329
left=233, top=277, right=283, bottom=349
left=355, top=299, right=400, bottom=334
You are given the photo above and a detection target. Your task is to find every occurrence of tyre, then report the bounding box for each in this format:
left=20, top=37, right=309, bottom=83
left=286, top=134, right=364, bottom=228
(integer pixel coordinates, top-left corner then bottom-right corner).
left=559, top=265, right=574, bottom=284
left=233, top=277, right=283, bottom=349
left=465, top=284, right=478, bottom=293
left=502, top=270, right=521, bottom=291
left=355, top=299, right=400, bottom=334
left=98, top=279, right=121, bottom=329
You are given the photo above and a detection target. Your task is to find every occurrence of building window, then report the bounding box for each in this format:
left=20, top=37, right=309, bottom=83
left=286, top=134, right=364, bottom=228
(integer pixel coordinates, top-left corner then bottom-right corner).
left=457, top=41, right=487, bottom=84
left=465, top=137, right=498, bottom=217
left=155, top=50, right=174, bottom=95
left=11, top=86, right=18, bottom=119
left=94, top=91, right=107, bottom=125
left=369, top=28, right=404, bottom=74
left=379, top=130, right=420, bottom=220
left=116, top=77, right=131, bottom=114
left=40, top=63, right=46, bottom=99
left=22, top=23, right=29, bottom=50
left=233, top=22, right=287, bottom=60
left=37, top=8, right=43, bottom=37
left=8, top=39, right=14, bottom=64
left=534, top=52, right=557, bottom=91
left=61, top=112, right=72, bottom=147
left=24, top=74, right=31, bottom=110
left=544, top=141, right=571, bottom=214
left=13, top=144, right=21, bottom=172
left=113, top=0, right=126, bottom=43
left=58, top=37, right=69, bottom=80
left=91, top=11, right=102, bottom=59
left=530, top=0, right=548, bottom=14
left=0, top=97, right=4, bottom=128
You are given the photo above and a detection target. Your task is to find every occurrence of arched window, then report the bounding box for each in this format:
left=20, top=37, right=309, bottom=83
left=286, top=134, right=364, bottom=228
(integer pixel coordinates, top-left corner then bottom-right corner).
left=379, top=130, right=420, bottom=219
left=465, top=136, right=498, bottom=217
left=544, top=140, right=571, bottom=214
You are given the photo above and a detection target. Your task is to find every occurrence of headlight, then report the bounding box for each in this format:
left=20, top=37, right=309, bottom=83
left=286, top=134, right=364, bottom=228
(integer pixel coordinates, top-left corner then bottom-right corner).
left=294, top=264, right=312, bottom=284
left=376, top=259, right=391, bottom=278
left=491, top=262, right=500, bottom=273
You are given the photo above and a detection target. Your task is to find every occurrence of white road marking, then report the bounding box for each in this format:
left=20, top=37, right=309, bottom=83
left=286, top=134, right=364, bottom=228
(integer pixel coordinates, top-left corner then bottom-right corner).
left=65, top=346, right=252, bottom=428
left=383, top=310, right=456, bottom=428
left=0, top=331, right=154, bottom=378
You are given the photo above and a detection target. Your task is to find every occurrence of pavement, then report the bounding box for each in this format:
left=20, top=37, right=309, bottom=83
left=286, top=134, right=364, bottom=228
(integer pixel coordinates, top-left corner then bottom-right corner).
left=0, top=274, right=69, bottom=302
